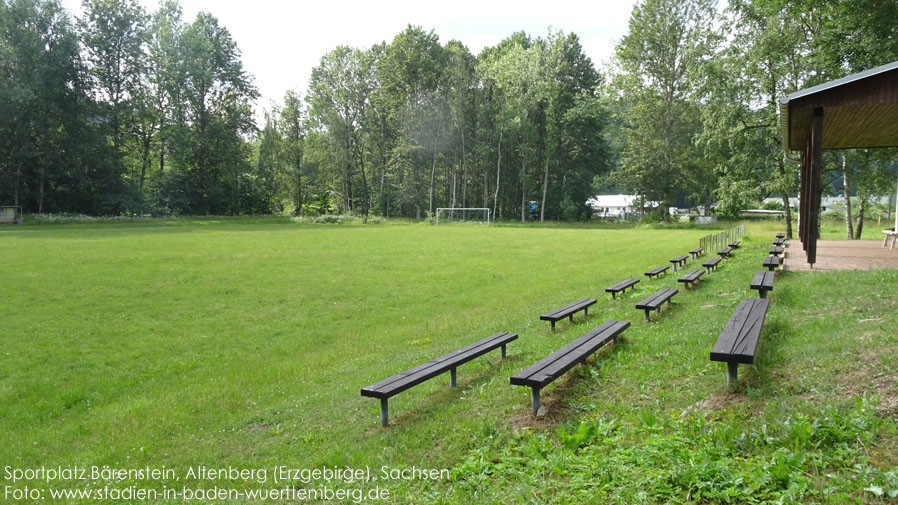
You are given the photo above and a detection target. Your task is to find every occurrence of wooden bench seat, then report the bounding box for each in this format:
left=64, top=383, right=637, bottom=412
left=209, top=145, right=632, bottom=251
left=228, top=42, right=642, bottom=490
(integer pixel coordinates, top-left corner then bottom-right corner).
left=703, top=256, right=722, bottom=273
left=362, top=332, right=518, bottom=426
left=728, top=241, right=740, bottom=249
left=769, top=245, right=784, bottom=256
left=710, top=298, right=770, bottom=383
left=635, top=288, right=678, bottom=321
left=606, top=278, right=639, bottom=299
left=773, top=238, right=785, bottom=246
left=717, top=247, right=733, bottom=258
left=541, top=298, right=596, bottom=330
left=762, top=255, right=780, bottom=271
left=776, top=233, right=785, bottom=239
left=510, top=321, right=630, bottom=413
left=689, top=247, right=704, bottom=259
left=645, top=265, right=669, bottom=279
left=883, top=230, right=897, bottom=250
left=669, top=255, right=688, bottom=272
left=677, top=269, right=704, bottom=289
left=750, top=270, right=775, bottom=298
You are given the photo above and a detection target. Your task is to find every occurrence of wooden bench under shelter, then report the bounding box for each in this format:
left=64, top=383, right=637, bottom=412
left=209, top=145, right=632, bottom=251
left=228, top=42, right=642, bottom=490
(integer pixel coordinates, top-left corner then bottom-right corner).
left=644, top=265, right=669, bottom=280
left=362, top=332, right=518, bottom=426
left=717, top=247, right=733, bottom=258
left=510, top=321, right=630, bottom=414
left=677, top=269, right=704, bottom=289
left=606, top=279, right=639, bottom=299
left=884, top=230, right=897, bottom=250
left=750, top=271, right=775, bottom=299
left=703, top=256, right=722, bottom=273
left=689, top=247, right=705, bottom=259
left=635, top=288, right=678, bottom=322
left=762, top=255, right=780, bottom=271
left=670, top=255, right=688, bottom=272
left=769, top=245, right=784, bottom=256
left=728, top=241, right=741, bottom=249
left=710, top=298, right=770, bottom=383
left=541, top=298, right=596, bottom=330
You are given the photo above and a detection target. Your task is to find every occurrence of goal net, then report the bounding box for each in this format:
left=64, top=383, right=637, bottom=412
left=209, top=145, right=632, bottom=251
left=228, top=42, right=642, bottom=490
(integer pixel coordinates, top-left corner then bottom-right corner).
left=0, top=206, right=23, bottom=225
left=435, top=208, right=491, bottom=225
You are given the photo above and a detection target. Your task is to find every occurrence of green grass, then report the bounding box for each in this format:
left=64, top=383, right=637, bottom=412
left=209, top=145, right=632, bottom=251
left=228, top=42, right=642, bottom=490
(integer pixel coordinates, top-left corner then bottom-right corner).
left=1, top=218, right=896, bottom=504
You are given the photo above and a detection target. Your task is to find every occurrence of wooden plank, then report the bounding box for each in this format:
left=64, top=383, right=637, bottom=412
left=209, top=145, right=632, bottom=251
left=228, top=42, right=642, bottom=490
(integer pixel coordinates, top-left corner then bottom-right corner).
left=606, top=278, right=639, bottom=292
left=710, top=299, right=769, bottom=364
left=510, top=321, right=629, bottom=388
left=362, top=332, right=518, bottom=398
left=540, top=298, right=596, bottom=320
left=635, top=288, right=678, bottom=310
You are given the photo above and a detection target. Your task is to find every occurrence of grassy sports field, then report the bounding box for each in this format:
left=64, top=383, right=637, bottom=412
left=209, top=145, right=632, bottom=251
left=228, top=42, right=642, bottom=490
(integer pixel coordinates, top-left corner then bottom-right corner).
left=1, top=218, right=896, bottom=503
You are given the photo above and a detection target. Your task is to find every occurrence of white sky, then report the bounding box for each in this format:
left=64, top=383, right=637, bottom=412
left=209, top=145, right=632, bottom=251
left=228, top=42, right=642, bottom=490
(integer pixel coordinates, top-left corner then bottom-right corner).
left=62, top=0, right=638, bottom=118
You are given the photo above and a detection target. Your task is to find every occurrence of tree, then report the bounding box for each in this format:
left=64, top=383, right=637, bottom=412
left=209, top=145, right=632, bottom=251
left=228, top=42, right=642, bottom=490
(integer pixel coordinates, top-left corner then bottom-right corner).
left=307, top=46, right=375, bottom=215
left=280, top=90, right=306, bottom=214
left=612, top=0, right=718, bottom=221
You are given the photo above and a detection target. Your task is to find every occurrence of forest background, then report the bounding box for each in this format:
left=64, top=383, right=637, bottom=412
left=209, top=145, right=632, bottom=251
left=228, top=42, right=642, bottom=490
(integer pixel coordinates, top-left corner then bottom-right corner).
left=2, top=0, right=897, bottom=224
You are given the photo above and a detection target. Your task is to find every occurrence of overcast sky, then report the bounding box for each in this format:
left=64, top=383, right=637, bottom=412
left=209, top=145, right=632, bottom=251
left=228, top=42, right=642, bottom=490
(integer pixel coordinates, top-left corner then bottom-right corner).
left=61, top=0, right=638, bottom=116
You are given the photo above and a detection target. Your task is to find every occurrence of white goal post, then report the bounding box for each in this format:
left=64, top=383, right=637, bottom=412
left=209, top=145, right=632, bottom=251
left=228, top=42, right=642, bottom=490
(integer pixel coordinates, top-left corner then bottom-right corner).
left=435, top=207, right=491, bottom=225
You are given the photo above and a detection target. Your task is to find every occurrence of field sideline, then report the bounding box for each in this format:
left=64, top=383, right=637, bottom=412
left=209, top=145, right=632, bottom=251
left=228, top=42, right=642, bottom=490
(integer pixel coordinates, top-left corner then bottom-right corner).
left=1, top=218, right=896, bottom=503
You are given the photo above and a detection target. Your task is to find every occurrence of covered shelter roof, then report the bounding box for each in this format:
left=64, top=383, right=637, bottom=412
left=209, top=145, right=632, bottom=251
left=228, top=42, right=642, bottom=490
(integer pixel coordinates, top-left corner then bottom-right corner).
left=780, top=60, right=898, bottom=266
left=781, top=60, right=898, bottom=151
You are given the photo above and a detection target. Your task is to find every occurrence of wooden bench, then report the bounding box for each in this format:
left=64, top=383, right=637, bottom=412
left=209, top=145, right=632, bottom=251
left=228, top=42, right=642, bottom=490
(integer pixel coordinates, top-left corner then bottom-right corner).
left=773, top=238, right=785, bottom=246
left=883, top=230, right=897, bottom=250
left=762, top=255, right=780, bottom=271
left=717, top=247, right=733, bottom=258
left=362, top=332, right=518, bottom=426
left=635, top=288, right=678, bottom=322
left=669, top=255, right=688, bottom=272
left=750, top=270, right=775, bottom=299
left=689, top=247, right=704, bottom=259
left=677, top=269, right=704, bottom=289
left=510, top=321, right=630, bottom=413
left=606, top=278, right=639, bottom=299
left=541, top=298, right=596, bottom=330
left=728, top=241, right=740, bottom=249
left=710, top=298, right=770, bottom=383
left=703, top=256, right=722, bottom=273
left=769, top=245, right=784, bottom=256
left=644, top=265, right=669, bottom=280
left=776, top=232, right=785, bottom=239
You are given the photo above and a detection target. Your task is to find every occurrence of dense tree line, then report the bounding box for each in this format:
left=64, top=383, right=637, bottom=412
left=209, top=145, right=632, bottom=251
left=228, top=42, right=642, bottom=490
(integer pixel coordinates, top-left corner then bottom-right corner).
left=2, top=0, right=896, bottom=221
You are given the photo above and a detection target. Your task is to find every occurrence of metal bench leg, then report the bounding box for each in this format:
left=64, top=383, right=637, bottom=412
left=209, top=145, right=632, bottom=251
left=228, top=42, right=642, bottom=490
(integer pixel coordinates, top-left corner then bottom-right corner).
left=727, top=363, right=738, bottom=384
left=531, top=387, right=541, bottom=414
left=585, top=307, right=588, bottom=316
left=569, top=314, right=574, bottom=323
left=644, top=309, right=650, bottom=322
left=551, top=321, right=556, bottom=331
left=759, top=289, right=767, bottom=299
left=450, top=367, right=457, bottom=387
left=380, top=398, right=389, bottom=427
left=501, top=343, right=507, bottom=359
left=612, top=292, right=616, bottom=300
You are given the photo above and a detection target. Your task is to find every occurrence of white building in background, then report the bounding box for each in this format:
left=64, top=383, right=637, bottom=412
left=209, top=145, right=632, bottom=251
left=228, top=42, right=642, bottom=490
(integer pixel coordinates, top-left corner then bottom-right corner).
left=587, top=194, right=658, bottom=219
left=762, top=195, right=891, bottom=213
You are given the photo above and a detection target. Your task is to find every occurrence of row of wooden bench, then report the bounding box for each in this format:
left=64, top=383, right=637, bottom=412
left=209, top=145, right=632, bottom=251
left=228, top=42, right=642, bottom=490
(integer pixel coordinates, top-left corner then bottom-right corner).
left=709, top=233, right=785, bottom=383
left=362, top=236, right=772, bottom=425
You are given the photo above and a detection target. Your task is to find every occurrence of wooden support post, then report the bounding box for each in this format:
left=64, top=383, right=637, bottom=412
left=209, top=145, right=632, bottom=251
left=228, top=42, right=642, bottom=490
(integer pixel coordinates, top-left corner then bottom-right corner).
left=531, top=387, right=541, bottom=414
left=727, top=363, right=738, bottom=384
left=380, top=398, right=389, bottom=427
left=501, top=343, right=507, bottom=359
left=450, top=367, right=456, bottom=387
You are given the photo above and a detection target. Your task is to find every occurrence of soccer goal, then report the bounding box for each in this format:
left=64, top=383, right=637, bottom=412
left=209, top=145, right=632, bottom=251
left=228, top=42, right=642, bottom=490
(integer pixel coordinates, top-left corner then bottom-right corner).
left=435, top=208, right=491, bottom=225
left=0, top=206, right=23, bottom=225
